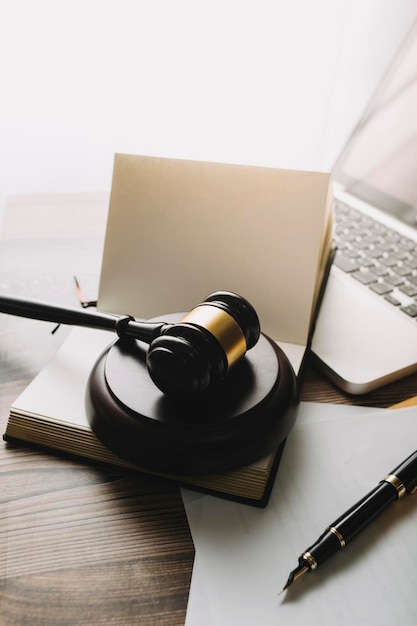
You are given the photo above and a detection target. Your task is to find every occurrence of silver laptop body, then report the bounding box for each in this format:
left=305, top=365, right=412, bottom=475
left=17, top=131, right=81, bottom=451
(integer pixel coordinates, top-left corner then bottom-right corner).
left=311, top=21, right=417, bottom=394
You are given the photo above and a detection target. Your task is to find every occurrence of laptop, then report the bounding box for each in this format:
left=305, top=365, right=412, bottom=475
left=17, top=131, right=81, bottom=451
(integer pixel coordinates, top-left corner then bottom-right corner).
left=311, top=20, right=417, bottom=394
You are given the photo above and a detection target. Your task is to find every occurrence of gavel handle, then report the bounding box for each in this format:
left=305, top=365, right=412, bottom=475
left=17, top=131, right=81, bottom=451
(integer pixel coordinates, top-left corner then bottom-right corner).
left=0, top=294, right=167, bottom=343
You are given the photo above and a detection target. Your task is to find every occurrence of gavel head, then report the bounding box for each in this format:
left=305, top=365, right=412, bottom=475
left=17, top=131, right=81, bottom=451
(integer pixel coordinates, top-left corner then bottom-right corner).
left=146, top=291, right=261, bottom=400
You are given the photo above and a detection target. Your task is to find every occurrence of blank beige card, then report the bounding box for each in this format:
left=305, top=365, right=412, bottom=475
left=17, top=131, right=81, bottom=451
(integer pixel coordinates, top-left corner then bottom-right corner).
left=98, top=154, right=332, bottom=346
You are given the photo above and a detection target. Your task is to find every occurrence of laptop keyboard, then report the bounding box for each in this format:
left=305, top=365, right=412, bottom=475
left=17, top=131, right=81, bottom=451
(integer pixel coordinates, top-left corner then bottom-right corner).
left=333, top=202, right=417, bottom=318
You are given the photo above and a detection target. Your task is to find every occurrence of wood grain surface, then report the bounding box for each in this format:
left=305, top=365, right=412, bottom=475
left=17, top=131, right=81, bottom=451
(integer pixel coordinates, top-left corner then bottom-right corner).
left=0, top=193, right=414, bottom=625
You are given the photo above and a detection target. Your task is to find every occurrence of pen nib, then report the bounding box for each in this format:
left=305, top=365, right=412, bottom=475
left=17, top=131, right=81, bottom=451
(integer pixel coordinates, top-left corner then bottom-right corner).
left=281, top=563, right=309, bottom=592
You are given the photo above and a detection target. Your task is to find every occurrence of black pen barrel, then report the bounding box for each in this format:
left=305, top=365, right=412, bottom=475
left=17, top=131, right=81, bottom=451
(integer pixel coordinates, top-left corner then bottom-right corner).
left=391, top=450, right=417, bottom=492
left=333, top=482, right=397, bottom=543
left=287, top=449, right=417, bottom=590
left=304, top=482, right=397, bottom=568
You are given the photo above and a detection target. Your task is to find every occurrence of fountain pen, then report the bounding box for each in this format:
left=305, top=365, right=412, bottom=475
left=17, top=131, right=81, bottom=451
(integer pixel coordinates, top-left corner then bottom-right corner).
left=282, top=449, right=417, bottom=591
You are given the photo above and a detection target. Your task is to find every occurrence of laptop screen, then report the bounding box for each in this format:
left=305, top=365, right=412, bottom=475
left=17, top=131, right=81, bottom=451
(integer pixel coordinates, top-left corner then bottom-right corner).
left=333, top=23, right=417, bottom=230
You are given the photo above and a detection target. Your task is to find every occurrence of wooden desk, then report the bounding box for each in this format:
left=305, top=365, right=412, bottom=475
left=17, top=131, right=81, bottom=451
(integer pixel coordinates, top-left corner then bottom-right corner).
left=1, top=194, right=416, bottom=625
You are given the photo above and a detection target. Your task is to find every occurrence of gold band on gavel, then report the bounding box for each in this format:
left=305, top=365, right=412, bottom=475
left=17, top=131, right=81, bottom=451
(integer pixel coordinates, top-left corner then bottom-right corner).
left=179, top=304, right=247, bottom=368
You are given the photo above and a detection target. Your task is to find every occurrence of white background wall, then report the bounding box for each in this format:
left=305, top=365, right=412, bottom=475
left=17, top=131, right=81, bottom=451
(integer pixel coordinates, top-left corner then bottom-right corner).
left=1, top=0, right=417, bottom=223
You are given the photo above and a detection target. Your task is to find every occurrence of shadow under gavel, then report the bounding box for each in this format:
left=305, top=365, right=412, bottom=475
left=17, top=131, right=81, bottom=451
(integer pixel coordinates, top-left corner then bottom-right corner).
left=0, top=291, right=260, bottom=400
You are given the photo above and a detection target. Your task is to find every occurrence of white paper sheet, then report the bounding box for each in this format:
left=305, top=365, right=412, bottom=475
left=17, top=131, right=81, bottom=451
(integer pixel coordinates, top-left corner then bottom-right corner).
left=183, top=404, right=417, bottom=625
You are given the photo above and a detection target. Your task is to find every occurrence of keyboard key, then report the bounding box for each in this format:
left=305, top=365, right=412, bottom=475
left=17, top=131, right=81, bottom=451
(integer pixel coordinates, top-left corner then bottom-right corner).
left=376, top=241, right=395, bottom=252
left=399, top=237, right=415, bottom=251
left=400, top=303, right=417, bottom=317
left=385, top=229, right=400, bottom=241
left=399, top=283, right=417, bottom=297
left=355, top=238, right=374, bottom=249
left=352, top=269, right=378, bottom=285
left=407, top=274, right=417, bottom=286
left=343, top=248, right=361, bottom=259
left=372, top=264, right=389, bottom=277
left=333, top=254, right=360, bottom=273
left=380, top=253, right=399, bottom=267
left=408, top=254, right=417, bottom=267
left=384, top=294, right=401, bottom=306
left=367, top=247, right=384, bottom=258
left=357, top=256, right=375, bottom=268
left=384, top=273, right=404, bottom=287
left=395, top=264, right=411, bottom=276
left=369, top=281, right=392, bottom=295
left=390, top=249, right=409, bottom=261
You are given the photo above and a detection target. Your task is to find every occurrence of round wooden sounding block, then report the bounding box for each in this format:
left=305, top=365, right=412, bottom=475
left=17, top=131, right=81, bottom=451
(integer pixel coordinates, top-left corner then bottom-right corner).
left=86, top=313, right=299, bottom=475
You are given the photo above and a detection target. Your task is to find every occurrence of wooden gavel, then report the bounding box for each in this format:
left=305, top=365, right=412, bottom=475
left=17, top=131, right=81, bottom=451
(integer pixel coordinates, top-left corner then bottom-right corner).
left=0, top=291, right=260, bottom=399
